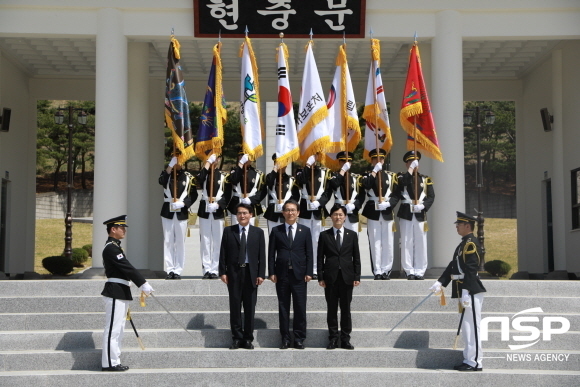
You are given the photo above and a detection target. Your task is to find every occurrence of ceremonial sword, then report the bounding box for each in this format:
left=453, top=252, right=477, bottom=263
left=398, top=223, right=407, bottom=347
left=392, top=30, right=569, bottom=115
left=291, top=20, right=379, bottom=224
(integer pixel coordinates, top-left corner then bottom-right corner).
left=453, top=308, right=466, bottom=350
left=385, top=292, right=433, bottom=337
left=126, top=308, right=145, bottom=350
left=146, top=292, right=197, bottom=341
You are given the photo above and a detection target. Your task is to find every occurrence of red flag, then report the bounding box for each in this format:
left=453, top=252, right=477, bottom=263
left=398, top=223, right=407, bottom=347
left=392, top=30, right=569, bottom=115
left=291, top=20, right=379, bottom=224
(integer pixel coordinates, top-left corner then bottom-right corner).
left=400, top=43, right=443, bottom=162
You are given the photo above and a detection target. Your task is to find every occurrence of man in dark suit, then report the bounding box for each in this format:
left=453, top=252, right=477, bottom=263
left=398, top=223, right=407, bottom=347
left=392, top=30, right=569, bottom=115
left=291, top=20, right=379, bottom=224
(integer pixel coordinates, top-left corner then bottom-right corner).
left=317, top=204, right=361, bottom=350
left=268, top=199, right=313, bottom=349
left=219, top=203, right=266, bottom=350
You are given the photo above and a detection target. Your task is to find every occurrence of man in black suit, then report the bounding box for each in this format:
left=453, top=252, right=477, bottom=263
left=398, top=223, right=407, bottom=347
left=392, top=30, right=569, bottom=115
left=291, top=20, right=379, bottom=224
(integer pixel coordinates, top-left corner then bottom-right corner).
left=317, top=204, right=361, bottom=350
left=219, top=203, right=266, bottom=350
left=268, top=199, right=313, bottom=349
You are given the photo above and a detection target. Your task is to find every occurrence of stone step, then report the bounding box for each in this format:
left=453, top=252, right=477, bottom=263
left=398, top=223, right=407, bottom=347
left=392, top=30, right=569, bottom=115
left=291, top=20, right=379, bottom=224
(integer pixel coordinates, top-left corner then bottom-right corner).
left=1, top=368, right=578, bottom=387
left=2, top=310, right=578, bottom=331
left=1, top=294, right=578, bottom=314
left=0, top=348, right=577, bottom=372
left=0, top=328, right=578, bottom=351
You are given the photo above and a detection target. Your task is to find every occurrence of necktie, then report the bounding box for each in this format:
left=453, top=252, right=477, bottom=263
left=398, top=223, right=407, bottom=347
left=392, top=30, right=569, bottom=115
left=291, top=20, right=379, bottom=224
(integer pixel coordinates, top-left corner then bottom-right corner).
left=239, top=227, right=246, bottom=265
left=336, top=229, right=341, bottom=250
left=287, top=225, right=293, bottom=246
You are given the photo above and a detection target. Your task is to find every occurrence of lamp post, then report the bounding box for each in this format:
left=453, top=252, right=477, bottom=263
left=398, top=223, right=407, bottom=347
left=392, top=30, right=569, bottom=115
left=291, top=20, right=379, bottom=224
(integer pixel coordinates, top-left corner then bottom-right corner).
left=463, top=105, right=495, bottom=271
left=54, top=106, right=88, bottom=261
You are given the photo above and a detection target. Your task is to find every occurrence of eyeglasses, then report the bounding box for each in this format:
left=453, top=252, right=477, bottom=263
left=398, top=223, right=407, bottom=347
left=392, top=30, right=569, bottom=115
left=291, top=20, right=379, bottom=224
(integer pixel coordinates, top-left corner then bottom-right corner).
left=283, top=209, right=297, bottom=213
left=237, top=212, right=250, bottom=216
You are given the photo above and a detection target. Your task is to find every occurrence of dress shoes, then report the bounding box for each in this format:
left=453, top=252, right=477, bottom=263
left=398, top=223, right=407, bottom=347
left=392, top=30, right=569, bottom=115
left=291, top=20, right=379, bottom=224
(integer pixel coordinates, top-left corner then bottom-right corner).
left=243, top=341, right=254, bottom=350
left=209, top=273, right=218, bottom=279
left=326, top=340, right=338, bottom=350
left=414, top=275, right=424, bottom=280
left=407, top=274, right=416, bottom=280
left=456, top=363, right=482, bottom=372
left=381, top=273, right=390, bottom=280
left=202, top=272, right=211, bottom=279
left=102, top=364, right=129, bottom=372
left=340, top=341, right=355, bottom=350
left=166, top=272, right=175, bottom=280
left=280, top=341, right=290, bottom=350
left=229, top=340, right=241, bottom=350
left=374, top=274, right=382, bottom=280
left=294, top=341, right=305, bottom=349
left=173, top=273, right=181, bottom=280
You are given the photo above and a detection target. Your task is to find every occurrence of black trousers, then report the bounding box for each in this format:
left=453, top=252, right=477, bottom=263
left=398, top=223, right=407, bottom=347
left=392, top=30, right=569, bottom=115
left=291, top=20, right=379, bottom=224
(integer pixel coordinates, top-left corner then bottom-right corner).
left=227, top=265, right=257, bottom=342
left=275, top=270, right=307, bottom=342
left=324, top=270, right=354, bottom=341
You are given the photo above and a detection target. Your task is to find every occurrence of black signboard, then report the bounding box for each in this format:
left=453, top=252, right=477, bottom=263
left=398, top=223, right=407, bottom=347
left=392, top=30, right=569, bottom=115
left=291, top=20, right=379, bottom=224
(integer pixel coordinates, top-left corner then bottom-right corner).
left=194, top=0, right=366, bottom=38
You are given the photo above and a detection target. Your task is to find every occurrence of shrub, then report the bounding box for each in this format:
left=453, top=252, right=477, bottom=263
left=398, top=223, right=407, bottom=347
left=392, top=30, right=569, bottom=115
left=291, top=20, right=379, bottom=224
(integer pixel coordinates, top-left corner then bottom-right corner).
left=42, top=256, right=74, bottom=276
left=82, top=244, right=92, bottom=257
left=70, top=248, right=89, bottom=267
left=484, top=260, right=512, bottom=277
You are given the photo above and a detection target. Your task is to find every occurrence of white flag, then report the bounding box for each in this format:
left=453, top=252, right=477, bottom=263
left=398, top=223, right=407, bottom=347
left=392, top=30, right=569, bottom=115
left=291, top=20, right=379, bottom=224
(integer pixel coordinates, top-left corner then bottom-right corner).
left=239, top=37, right=263, bottom=160
left=363, top=38, right=392, bottom=162
left=274, top=43, right=299, bottom=168
left=297, top=41, right=329, bottom=163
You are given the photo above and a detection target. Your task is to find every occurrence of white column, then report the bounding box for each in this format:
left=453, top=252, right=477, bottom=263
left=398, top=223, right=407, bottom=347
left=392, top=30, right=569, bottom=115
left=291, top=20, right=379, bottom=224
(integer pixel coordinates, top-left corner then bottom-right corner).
left=125, top=42, right=149, bottom=269
left=92, top=8, right=128, bottom=268
left=430, top=10, right=465, bottom=268
left=551, top=49, right=566, bottom=270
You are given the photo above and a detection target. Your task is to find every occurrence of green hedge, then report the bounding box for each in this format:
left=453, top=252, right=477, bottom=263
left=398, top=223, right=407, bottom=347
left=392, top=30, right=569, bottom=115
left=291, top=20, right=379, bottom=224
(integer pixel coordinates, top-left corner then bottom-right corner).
left=484, top=260, right=512, bottom=277
left=42, top=256, right=74, bottom=276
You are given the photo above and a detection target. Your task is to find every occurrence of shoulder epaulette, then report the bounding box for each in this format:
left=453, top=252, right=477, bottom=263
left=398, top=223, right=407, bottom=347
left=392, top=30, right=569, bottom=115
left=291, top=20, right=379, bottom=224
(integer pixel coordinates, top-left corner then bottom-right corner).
left=425, top=176, right=434, bottom=185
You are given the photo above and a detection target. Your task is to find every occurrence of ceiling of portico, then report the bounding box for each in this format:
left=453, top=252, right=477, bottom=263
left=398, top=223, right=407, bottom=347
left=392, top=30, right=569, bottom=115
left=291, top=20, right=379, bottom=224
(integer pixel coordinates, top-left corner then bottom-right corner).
left=0, top=36, right=560, bottom=81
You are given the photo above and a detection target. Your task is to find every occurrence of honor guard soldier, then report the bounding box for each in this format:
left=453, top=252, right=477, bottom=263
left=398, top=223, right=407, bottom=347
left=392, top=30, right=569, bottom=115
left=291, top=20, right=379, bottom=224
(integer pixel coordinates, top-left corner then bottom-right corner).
left=429, top=212, right=486, bottom=372
left=395, top=151, right=435, bottom=280
left=328, top=151, right=365, bottom=233
left=100, top=215, right=154, bottom=372
left=264, top=153, right=300, bottom=233
left=198, top=153, right=230, bottom=279
left=296, top=153, right=332, bottom=279
left=159, top=155, right=198, bottom=279
left=227, top=149, right=267, bottom=226
left=361, top=149, right=399, bottom=280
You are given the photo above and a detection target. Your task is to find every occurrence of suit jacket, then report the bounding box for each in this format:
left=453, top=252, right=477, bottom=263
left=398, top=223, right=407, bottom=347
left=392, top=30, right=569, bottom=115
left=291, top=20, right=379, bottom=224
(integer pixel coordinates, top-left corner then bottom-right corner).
left=394, top=172, right=435, bottom=222
left=317, top=227, right=361, bottom=285
left=219, top=224, right=266, bottom=288
left=268, top=223, right=313, bottom=280
left=101, top=237, right=146, bottom=301
left=159, top=169, right=197, bottom=221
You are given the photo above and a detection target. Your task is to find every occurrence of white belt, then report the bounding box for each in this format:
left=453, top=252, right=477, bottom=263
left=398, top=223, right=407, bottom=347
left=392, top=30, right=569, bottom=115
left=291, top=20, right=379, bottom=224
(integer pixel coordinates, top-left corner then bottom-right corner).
left=451, top=274, right=464, bottom=280
left=107, top=278, right=130, bottom=286
left=335, top=199, right=344, bottom=204
left=402, top=199, right=414, bottom=204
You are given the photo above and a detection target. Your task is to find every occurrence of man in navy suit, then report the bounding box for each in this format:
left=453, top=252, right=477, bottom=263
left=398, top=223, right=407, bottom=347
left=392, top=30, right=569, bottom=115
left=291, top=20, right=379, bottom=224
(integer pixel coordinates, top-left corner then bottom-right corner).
left=317, top=204, right=361, bottom=350
left=219, top=203, right=266, bottom=350
left=268, top=199, right=313, bottom=349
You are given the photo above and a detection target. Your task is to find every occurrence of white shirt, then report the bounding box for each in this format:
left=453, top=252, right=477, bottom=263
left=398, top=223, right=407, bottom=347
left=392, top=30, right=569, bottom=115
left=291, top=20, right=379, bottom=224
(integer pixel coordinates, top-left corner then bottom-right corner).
left=285, top=222, right=297, bottom=241
left=238, top=224, right=249, bottom=264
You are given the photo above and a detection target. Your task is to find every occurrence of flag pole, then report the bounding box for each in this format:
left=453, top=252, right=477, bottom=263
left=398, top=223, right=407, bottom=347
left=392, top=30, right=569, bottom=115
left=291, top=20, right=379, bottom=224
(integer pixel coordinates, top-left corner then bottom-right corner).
left=412, top=37, right=419, bottom=205
left=370, top=29, right=383, bottom=202
left=341, top=34, right=350, bottom=204
left=309, top=30, right=315, bottom=204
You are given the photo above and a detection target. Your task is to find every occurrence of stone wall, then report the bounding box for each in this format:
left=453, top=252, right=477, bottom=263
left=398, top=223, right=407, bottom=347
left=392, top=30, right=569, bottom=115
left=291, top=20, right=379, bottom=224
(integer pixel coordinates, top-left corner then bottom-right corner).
left=36, top=190, right=93, bottom=219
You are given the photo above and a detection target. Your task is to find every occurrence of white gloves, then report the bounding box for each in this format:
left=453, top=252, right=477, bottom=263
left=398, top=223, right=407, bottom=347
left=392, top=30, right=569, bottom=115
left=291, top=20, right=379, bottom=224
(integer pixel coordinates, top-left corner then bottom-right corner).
left=373, top=162, right=383, bottom=174
left=207, top=202, right=219, bottom=213
left=306, top=155, right=316, bottom=167
left=429, top=281, right=442, bottom=293
left=170, top=201, right=185, bottom=211
left=341, top=162, right=351, bottom=172
left=408, top=160, right=419, bottom=174
left=309, top=200, right=320, bottom=210
left=168, top=157, right=178, bottom=168
left=412, top=204, right=425, bottom=213
left=239, top=154, right=249, bottom=165
left=207, top=154, right=217, bottom=164
left=140, top=282, right=154, bottom=295
left=345, top=203, right=355, bottom=213
left=377, top=201, right=391, bottom=211
left=461, top=289, right=471, bottom=308
left=240, top=197, right=251, bottom=205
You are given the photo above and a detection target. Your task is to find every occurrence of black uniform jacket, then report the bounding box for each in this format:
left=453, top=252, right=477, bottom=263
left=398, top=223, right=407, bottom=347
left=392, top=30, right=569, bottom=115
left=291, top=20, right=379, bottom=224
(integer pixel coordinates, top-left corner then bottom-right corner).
left=101, top=237, right=146, bottom=301
left=317, top=227, right=361, bottom=285
left=268, top=223, right=313, bottom=280
left=394, top=172, right=435, bottom=222
left=328, top=172, right=366, bottom=224
left=438, top=233, right=487, bottom=298
left=295, top=165, right=331, bottom=220
left=264, top=170, right=300, bottom=223
left=159, top=169, right=197, bottom=221
left=219, top=224, right=266, bottom=288
left=360, top=170, right=400, bottom=221
left=197, top=167, right=230, bottom=220
left=227, top=165, right=267, bottom=216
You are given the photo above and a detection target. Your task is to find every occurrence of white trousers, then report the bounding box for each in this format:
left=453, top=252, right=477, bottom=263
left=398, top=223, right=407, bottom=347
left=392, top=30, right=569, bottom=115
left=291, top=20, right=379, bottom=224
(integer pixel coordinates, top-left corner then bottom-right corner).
left=199, top=214, right=224, bottom=275
left=462, top=293, right=484, bottom=368
left=101, top=297, right=129, bottom=368
left=268, top=219, right=283, bottom=233
left=399, top=216, right=428, bottom=276
left=161, top=215, right=188, bottom=275
left=298, top=217, right=323, bottom=274
left=367, top=218, right=394, bottom=275
left=344, top=218, right=358, bottom=235
left=230, top=214, right=255, bottom=226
